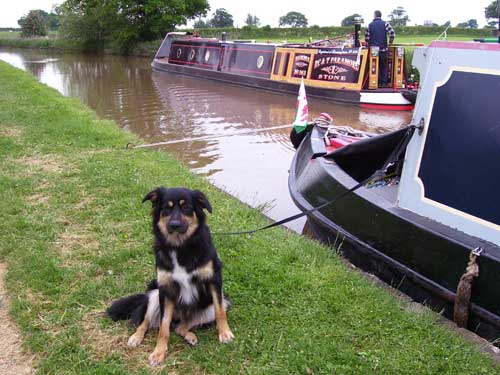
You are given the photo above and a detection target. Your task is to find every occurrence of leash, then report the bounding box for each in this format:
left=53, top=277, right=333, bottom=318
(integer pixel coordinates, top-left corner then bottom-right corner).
left=214, top=125, right=416, bottom=236
left=214, top=172, right=382, bottom=236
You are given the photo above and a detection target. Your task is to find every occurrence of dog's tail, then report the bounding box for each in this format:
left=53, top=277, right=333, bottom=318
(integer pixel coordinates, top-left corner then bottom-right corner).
left=107, top=279, right=157, bottom=323
left=107, top=293, right=148, bottom=322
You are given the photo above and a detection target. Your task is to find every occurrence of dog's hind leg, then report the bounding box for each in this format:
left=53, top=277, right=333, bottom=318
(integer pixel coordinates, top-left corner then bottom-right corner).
left=175, top=298, right=231, bottom=346
left=128, top=289, right=159, bottom=348
left=175, top=321, right=199, bottom=346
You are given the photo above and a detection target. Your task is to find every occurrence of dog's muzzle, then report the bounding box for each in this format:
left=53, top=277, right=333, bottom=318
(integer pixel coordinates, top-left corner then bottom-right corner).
left=167, top=219, right=187, bottom=234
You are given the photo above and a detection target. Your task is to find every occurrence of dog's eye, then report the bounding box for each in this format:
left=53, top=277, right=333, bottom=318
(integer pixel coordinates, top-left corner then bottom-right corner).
left=161, top=208, right=171, bottom=216
left=181, top=204, right=192, bottom=213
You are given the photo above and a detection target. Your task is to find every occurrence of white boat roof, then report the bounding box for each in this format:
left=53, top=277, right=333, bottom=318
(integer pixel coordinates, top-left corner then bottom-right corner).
left=398, top=41, right=500, bottom=247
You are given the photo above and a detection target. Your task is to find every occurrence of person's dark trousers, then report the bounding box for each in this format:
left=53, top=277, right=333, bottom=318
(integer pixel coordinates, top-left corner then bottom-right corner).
left=378, top=49, right=387, bottom=86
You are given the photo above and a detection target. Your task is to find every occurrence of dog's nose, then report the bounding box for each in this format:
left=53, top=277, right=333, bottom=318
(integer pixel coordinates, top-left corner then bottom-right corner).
left=168, top=220, right=182, bottom=232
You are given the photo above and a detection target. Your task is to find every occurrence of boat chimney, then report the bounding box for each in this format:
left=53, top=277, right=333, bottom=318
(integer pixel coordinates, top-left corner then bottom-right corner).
left=354, top=17, right=362, bottom=47
left=221, top=32, right=227, bottom=42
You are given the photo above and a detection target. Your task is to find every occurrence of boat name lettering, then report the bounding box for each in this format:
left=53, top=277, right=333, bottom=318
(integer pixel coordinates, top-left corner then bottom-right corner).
left=293, top=69, right=307, bottom=77
left=314, top=56, right=359, bottom=71
left=318, top=49, right=358, bottom=55
left=295, top=55, right=310, bottom=63
left=317, top=74, right=347, bottom=81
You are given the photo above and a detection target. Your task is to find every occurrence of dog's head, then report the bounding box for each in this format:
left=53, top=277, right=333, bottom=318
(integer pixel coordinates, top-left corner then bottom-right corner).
left=143, top=187, right=212, bottom=247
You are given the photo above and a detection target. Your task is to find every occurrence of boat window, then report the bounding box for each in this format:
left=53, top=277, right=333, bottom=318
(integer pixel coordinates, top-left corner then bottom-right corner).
left=418, top=71, right=500, bottom=225
left=282, top=53, right=290, bottom=76
left=273, top=53, right=282, bottom=75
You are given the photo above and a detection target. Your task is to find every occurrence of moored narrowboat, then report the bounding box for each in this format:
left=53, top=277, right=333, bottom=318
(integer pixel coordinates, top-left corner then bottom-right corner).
left=151, top=31, right=416, bottom=110
left=288, top=41, right=500, bottom=343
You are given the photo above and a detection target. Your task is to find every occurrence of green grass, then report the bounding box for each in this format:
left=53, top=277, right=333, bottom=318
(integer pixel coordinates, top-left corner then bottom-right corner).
left=0, top=60, right=498, bottom=374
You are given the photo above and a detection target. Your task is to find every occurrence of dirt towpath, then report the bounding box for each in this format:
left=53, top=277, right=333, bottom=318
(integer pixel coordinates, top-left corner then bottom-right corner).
left=0, top=263, right=34, bottom=375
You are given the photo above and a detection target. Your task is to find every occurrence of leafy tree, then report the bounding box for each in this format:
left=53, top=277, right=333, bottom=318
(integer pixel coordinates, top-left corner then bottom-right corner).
left=485, top=20, right=499, bottom=28
left=209, top=8, right=234, bottom=28
left=279, top=11, right=308, bottom=27
left=18, top=10, right=48, bottom=37
left=388, top=7, right=410, bottom=26
left=47, top=7, right=62, bottom=30
left=194, top=18, right=209, bottom=28
left=485, top=1, right=499, bottom=19
left=24, top=9, right=61, bottom=31
left=468, top=19, right=479, bottom=28
left=456, top=19, right=478, bottom=28
left=245, top=13, right=260, bottom=27
left=59, top=0, right=209, bottom=51
left=341, top=14, right=363, bottom=27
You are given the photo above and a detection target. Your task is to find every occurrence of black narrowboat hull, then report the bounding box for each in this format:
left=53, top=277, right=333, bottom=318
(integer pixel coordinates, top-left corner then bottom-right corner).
left=152, top=60, right=359, bottom=103
left=151, top=60, right=414, bottom=109
left=288, top=128, right=500, bottom=342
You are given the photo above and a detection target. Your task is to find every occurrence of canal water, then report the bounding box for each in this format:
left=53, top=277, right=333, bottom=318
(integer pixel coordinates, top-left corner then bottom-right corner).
left=0, top=49, right=412, bottom=232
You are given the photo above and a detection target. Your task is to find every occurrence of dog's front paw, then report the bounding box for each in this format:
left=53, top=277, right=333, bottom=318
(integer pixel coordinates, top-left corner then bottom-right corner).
left=184, top=332, right=198, bottom=346
left=127, top=332, right=144, bottom=348
left=148, top=348, right=166, bottom=367
left=218, top=329, right=234, bottom=343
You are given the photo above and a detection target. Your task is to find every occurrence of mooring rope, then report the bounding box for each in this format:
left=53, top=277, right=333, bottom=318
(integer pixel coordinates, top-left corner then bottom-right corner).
left=128, top=124, right=293, bottom=149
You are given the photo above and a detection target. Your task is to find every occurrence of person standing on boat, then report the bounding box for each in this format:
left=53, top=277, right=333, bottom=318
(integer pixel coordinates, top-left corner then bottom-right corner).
left=365, top=10, right=395, bottom=86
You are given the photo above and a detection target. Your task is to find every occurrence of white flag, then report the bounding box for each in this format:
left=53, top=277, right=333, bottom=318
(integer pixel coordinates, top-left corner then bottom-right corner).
left=293, top=79, right=309, bottom=133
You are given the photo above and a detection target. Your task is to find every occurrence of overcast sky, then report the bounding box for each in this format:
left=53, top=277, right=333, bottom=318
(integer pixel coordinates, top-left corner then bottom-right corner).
left=0, top=0, right=496, bottom=28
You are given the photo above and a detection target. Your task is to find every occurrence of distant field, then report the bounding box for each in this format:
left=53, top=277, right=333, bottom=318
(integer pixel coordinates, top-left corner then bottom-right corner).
left=0, top=31, right=21, bottom=39
left=255, top=34, right=482, bottom=45
left=0, top=31, right=57, bottom=39
left=395, top=34, right=480, bottom=44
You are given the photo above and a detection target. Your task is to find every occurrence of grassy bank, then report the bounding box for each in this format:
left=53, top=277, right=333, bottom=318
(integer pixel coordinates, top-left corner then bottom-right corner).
left=0, top=60, right=498, bottom=374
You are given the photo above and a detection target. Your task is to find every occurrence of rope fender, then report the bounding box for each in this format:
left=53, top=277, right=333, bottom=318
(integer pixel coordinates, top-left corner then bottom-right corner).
left=453, top=247, right=483, bottom=328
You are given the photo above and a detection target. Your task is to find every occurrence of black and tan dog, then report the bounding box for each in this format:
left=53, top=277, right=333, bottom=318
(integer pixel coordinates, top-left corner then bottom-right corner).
left=107, top=187, right=234, bottom=366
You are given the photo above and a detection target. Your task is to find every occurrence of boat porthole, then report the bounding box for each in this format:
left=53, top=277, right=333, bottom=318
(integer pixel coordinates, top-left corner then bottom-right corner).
left=204, top=50, right=210, bottom=62
left=257, top=55, right=264, bottom=69
left=176, top=48, right=182, bottom=58
left=189, top=49, right=196, bottom=61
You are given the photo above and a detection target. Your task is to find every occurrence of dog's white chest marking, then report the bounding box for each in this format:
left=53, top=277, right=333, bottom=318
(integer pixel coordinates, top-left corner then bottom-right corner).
left=171, top=253, right=198, bottom=304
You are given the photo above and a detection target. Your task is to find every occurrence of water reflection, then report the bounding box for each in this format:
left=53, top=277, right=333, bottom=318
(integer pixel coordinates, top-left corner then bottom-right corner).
left=0, top=49, right=412, bottom=232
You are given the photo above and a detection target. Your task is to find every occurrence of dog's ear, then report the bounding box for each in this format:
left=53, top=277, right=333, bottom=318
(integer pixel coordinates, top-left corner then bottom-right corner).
left=142, top=187, right=164, bottom=205
left=193, top=190, right=212, bottom=213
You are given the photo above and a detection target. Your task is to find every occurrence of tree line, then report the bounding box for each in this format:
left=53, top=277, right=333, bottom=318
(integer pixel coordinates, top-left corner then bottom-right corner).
left=16, top=1, right=499, bottom=50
